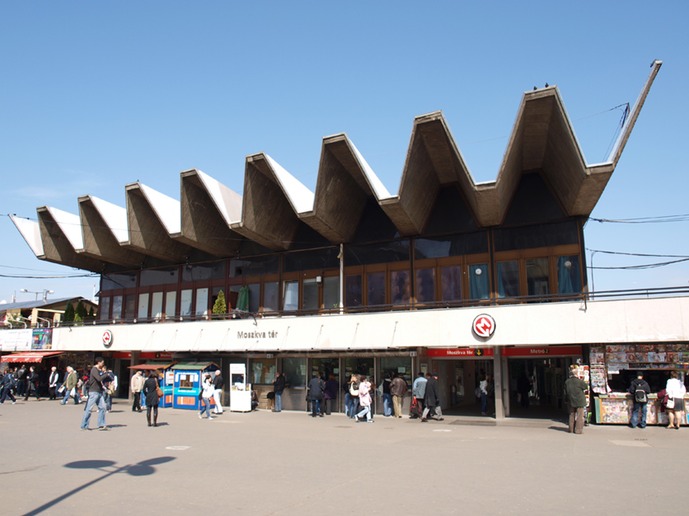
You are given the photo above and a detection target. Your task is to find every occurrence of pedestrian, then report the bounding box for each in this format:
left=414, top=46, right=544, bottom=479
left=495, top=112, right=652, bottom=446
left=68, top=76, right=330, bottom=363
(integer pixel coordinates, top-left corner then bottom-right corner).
left=130, top=370, right=144, bottom=412
left=80, top=357, right=110, bottom=431
left=61, top=366, right=80, bottom=405
left=564, top=368, right=588, bottom=434
left=101, top=369, right=116, bottom=412
left=16, top=365, right=27, bottom=397
left=421, top=373, right=444, bottom=422
left=517, top=371, right=531, bottom=409
left=628, top=372, right=651, bottom=429
left=664, top=371, right=686, bottom=430
left=479, top=373, right=489, bottom=415
left=307, top=373, right=325, bottom=417
left=48, top=366, right=60, bottom=400
left=198, top=373, right=214, bottom=420
left=212, top=370, right=224, bottom=414
left=143, top=371, right=160, bottom=427
left=272, top=371, right=286, bottom=412
left=24, top=366, right=40, bottom=401
left=0, top=367, right=17, bottom=404
left=381, top=372, right=393, bottom=417
left=354, top=375, right=374, bottom=423
left=410, top=371, right=427, bottom=419
left=324, top=373, right=338, bottom=415
left=345, top=374, right=360, bottom=418
left=390, top=373, right=408, bottom=418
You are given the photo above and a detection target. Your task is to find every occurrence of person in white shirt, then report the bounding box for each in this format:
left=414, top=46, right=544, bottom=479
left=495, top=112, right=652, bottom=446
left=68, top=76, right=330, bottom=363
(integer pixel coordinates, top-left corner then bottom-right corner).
left=665, top=371, right=686, bottom=429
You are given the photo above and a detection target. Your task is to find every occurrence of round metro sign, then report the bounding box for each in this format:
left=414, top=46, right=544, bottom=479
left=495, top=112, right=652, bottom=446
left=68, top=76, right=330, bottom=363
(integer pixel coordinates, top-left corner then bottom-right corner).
left=102, top=329, right=114, bottom=348
left=472, top=314, right=496, bottom=339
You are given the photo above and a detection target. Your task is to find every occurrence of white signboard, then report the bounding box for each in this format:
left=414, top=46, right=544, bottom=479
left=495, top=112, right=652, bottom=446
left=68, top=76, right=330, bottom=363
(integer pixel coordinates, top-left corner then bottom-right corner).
left=0, top=329, right=32, bottom=351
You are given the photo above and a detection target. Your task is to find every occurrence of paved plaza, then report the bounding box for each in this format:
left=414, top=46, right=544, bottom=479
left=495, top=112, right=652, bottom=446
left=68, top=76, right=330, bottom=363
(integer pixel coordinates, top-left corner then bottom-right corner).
left=0, top=398, right=680, bottom=515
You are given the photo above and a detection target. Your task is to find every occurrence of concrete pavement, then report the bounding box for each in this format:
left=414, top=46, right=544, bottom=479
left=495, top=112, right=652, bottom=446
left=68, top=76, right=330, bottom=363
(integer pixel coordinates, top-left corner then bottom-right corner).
left=0, top=398, right=680, bottom=515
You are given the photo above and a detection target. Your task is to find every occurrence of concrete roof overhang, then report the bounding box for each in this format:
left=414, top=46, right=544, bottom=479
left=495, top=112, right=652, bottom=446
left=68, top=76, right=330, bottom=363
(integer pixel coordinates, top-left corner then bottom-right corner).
left=13, top=62, right=661, bottom=271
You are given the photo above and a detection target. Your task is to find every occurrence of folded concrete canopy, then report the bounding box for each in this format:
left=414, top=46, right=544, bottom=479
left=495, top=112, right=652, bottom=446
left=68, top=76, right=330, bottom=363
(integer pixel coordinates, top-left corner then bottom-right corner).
left=12, top=61, right=662, bottom=272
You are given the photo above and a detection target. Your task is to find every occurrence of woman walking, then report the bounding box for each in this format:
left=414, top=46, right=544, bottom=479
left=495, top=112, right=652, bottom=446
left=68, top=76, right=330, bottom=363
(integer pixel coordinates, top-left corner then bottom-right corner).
left=665, top=371, right=686, bottom=429
left=143, top=371, right=160, bottom=427
left=199, top=373, right=214, bottom=420
left=354, top=375, right=374, bottom=423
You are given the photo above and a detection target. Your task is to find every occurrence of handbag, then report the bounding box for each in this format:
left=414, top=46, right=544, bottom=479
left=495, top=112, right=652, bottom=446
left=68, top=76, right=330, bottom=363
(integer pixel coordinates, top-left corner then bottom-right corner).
left=57, top=385, right=65, bottom=394
left=666, top=398, right=675, bottom=409
left=156, top=386, right=163, bottom=397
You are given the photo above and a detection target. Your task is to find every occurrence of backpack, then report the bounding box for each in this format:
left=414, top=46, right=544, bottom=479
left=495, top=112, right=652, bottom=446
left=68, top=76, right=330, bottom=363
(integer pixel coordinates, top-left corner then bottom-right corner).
left=634, top=384, right=648, bottom=403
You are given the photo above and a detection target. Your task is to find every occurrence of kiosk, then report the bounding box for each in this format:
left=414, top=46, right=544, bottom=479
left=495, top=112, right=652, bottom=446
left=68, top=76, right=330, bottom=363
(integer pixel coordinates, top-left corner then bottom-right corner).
left=128, top=361, right=176, bottom=408
left=171, top=362, right=218, bottom=410
left=230, top=363, right=252, bottom=412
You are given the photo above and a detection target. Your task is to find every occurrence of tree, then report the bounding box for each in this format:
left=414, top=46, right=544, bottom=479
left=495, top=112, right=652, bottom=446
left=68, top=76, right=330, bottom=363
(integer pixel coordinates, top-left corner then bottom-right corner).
left=88, top=306, right=95, bottom=320
left=75, top=300, right=88, bottom=320
left=212, top=290, right=227, bottom=317
left=63, top=303, right=75, bottom=323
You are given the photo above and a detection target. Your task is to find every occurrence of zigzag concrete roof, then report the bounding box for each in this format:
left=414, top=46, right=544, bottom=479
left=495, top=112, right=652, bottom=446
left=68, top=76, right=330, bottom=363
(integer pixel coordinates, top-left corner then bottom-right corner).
left=12, top=61, right=661, bottom=272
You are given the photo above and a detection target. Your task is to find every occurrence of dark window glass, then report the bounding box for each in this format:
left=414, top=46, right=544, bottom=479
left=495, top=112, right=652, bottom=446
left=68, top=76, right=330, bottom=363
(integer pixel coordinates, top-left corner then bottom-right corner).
left=230, top=255, right=279, bottom=277
left=391, top=270, right=411, bottom=305
left=140, top=267, right=179, bottom=287
left=346, top=275, right=362, bottom=307
left=526, top=258, right=549, bottom=296
left=101, top=272, right=137, bottom=291
left=468, top=264, right=489, bottom=300
left=493, top=220, right=579, bottom=252
left=367, top=272, right=385, bottom=305
left=99, top=297, right=110, bottom=321
left=182, top=261, right=226, bottom=282
left=557, top=256, right=581, bottom=294
left=416, top=268, right=436, bottom=303
left=345, top=240, right=410, bottom=266
left=497, top=261, right=520, bottom=298
left=283, top=247, right=339, bottom=273
left=415, top=232, right=488, bottom=259
left=440, top=266, right=461, bottom=301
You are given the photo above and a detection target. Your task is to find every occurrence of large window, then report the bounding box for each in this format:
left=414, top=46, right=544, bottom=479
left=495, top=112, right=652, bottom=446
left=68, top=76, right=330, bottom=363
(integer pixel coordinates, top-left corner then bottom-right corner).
left=137, top=293, right=149, bottom=319
left=390, top=270, right=411, bottom=305
left=469, top=263, right=489, bottom=300
left=497, top=261, right=519, bottom=298
left=151, top=292, right=163, bottom=319
left=195, top=288, right=209, bottom=316
left=180, top=289, right=193, bottom=317
left=557, top=255, right=581, bottom=294
left=263, top=282, right=279, bottom=312
left=416, top=268, right=436, bottom=303
left=440, top=265, right=461, bottom=302
left=112, top=295, right=123, bottom=321
left=99, top=297, right=110, bottom=321
left=303, top=278, right=319, bottom=311
left=526, top=258, right=549, bottom=297
left=165, top=291, right=177, bottom=318
left=367, top=271, right=385, bottom=305
left=323, top=276, right=340, bottom=310
left=283, top=280, right=299, bottom=311
left=346, top=274, right=362, bottom=307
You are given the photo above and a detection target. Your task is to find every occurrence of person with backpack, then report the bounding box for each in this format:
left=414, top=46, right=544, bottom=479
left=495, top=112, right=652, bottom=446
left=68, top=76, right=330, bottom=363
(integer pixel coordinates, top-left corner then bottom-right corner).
left=628, top=372, right=651, bottom=429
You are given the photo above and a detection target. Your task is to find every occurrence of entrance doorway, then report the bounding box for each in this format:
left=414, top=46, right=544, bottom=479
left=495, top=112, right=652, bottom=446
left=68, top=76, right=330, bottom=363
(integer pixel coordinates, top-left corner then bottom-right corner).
left=507, top=357, right=573, bottom=418
left=432, top=359, right=493, bottom=416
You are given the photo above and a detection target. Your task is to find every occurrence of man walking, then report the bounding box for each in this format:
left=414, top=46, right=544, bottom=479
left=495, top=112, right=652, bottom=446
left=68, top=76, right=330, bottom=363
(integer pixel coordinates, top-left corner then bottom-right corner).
left=212, top=370, right=224, bottom=414
left=628, top=372, right=651, bottom=429
left=48, top=366, right=60, bottom=400
left=24, top=366, right=40, bottom=401
left=130, top=370, right=144, bottom=412
left=410, top=371, right=427, bottom=419
left=421, top=373, right=444, bottom=422
left=61, top=366, right=80, bottom=405
left=0, top=367, right=17, bottom=404
left=564, top=368, right=588, bottom=434
left=390, top=373, right=408, bottom=418
left=80, top=357, right=109, bottom=431
left=272, top=372, right=286, bottom=412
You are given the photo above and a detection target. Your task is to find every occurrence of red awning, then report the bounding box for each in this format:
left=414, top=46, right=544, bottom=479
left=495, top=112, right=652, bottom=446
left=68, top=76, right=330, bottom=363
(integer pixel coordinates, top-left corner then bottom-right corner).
left=1, top=351, right=63, bottom=364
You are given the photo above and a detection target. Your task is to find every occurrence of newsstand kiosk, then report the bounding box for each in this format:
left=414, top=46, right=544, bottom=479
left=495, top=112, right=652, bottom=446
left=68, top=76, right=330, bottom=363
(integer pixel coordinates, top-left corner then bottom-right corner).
left=128, top=361, right=176, bottom=408
left=171, top=362, right=218, bottom=410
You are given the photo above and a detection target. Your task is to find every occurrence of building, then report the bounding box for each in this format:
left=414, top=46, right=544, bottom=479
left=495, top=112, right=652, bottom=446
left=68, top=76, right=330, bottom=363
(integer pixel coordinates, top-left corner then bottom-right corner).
left=7, top=60, right=688, bottom=423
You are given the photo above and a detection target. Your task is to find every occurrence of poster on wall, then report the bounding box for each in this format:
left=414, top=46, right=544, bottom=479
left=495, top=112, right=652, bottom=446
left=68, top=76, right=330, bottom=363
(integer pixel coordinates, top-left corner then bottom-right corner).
left=0, top=329, right=33, bottom=351
left=31, top=328, right=53, bottom=350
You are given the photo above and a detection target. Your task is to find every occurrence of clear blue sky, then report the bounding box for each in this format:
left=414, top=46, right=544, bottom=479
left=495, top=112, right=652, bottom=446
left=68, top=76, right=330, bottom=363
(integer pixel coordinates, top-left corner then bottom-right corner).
left=1, top=1, right=688, bottom=303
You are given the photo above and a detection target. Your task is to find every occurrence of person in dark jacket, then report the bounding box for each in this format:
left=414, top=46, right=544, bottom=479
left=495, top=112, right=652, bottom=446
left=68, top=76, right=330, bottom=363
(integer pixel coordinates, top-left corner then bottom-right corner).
left=143, top=371, right=160, bottom=427
left=564, top=370, right=588, bottom=434
left=628, top=372, right=651, bottom=429
left=24, top=366, right=41, bottom=401
left=421, top=373, right=444, bottom=422
left=272, top=372, right=286, bottom=412
left=307, top=374, right=325, bottom=417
